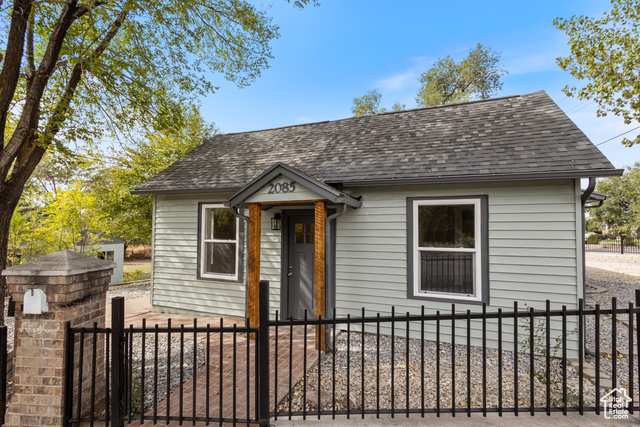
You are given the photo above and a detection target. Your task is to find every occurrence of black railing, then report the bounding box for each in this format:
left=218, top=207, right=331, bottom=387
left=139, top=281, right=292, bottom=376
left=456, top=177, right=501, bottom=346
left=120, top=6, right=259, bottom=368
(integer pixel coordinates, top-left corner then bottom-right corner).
left=586, top=235, right=640, bottom=254
left=271, top=297, right=640, bottom=419
left=0, top=326, right=7, bottom=426
left=64, top=297, right=262, bottom=427
left=63, top=284, right=640, bottom=425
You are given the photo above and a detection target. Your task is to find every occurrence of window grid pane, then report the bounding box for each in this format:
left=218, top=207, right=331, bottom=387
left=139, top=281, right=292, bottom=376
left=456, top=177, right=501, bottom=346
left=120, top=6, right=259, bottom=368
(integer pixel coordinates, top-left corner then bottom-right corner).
left=419, top=251, right=474, bottom=295
left=201, top=205, right=238, bottom=278
left=418, top=204, right=475, bottom=248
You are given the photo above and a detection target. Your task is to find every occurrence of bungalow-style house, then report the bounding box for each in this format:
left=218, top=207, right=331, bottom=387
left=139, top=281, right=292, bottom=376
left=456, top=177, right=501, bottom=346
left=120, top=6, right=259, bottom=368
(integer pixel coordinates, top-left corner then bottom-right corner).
left=132, top=91, right=621, bottom=352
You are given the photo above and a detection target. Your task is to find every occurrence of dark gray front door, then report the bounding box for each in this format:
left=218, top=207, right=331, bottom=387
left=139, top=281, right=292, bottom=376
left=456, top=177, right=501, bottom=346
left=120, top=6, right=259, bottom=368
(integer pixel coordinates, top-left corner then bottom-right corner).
left=286, top=213, right=315, bottom=320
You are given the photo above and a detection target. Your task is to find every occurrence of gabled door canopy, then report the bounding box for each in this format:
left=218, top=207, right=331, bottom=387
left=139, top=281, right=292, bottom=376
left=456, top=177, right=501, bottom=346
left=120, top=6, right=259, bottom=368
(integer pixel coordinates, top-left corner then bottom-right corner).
left=225, top=162, right=362, bottom=208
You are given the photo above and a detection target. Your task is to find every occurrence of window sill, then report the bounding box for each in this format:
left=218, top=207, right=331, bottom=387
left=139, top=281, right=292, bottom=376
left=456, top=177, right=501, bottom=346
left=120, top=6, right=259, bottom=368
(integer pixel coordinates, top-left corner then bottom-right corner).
left=197, top=273, right=241, bottom=283
left=408, top=292, right=488, bottom=305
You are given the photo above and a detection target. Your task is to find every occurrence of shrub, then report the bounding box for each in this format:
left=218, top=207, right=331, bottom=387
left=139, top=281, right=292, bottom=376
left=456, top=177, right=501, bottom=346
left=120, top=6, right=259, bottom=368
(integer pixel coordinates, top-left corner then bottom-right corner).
left=123, top=269, right=144, bottom=282
left=586, top=234, right=599, bottom=244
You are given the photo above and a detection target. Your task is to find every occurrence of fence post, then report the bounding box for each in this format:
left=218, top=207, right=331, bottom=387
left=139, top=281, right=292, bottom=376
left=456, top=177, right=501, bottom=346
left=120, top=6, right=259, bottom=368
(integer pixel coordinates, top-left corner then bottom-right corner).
left=111, top=297, right=125, bottom=427
left=63, top=323, right=74, bottom=426
left=258, top=280, right=270, bottom=427
left=0, top=325, right=6, bottom=426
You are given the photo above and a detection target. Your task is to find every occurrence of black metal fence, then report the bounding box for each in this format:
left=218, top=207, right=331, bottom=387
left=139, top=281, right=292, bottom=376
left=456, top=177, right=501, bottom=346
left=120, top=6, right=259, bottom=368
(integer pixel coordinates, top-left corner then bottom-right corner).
left=63, top=297, right=262, bottom=426
left=586, top=235, right=640, bottom=254
left=0, top=326, right=7, bottom=426
left=273, top=298, right=639, bottom=419
left=63, top=285, right=640, bottom=426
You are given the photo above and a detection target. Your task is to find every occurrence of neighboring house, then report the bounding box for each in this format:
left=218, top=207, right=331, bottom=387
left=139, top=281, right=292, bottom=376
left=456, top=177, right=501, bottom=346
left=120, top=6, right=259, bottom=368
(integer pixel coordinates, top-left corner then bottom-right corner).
left=132, top=91, right=622, bottom=355
left=76, top=236, right=125, bottom=284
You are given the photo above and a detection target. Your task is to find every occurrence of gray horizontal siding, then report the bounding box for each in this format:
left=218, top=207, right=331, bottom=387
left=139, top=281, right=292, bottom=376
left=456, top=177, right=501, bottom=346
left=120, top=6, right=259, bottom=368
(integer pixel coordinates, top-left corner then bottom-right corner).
left=151, top=193, right=247, bottom=317
left=260, top=210, right=282, bottom=317
left=333, top=179, right=582, bottom=356
left=151, top=193, right=283, bottom=318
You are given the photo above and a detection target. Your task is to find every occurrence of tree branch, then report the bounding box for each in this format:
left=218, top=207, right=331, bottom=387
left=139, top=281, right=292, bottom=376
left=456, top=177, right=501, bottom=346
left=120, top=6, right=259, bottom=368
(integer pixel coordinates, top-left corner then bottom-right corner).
left=0, top=0, right=34, bottom=154
left=0, top=0, right=84, bottom=182
left=26, top=6, right=35, bottom=79
left=9, top=7, right=130, bottom=189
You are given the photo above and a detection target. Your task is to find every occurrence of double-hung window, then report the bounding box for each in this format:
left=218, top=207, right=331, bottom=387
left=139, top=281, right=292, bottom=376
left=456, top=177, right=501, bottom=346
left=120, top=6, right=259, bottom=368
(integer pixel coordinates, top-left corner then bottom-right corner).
left=200, top=204, right=240, bottom=280
left=408, top=197, right=488, bottom=302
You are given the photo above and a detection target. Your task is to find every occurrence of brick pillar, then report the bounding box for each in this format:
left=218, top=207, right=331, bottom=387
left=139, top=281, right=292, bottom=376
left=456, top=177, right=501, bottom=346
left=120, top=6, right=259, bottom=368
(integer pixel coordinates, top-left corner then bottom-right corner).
left=1, top=250, right=116, bottom=426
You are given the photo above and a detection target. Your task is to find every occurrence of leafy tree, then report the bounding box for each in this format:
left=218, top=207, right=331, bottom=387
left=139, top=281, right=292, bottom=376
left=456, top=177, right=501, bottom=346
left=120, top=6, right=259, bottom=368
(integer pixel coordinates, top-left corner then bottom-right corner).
left=0, top=0, right=316, bottom=324
left=351, top=89, right=405, bottom=117
left=554, top=0, right=640, bottom=146
left=8, top=178, right=103, bottom=264
left=416, top=43, right=506, bottom=107
left=94, top=107, right=217, bottom=245
left=589, top=163, right=640, bottom=236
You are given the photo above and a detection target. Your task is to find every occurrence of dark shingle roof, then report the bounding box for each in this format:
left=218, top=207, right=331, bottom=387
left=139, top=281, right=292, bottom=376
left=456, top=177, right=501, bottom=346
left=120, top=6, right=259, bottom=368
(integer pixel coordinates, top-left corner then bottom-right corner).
left=133, top=91, right=622, bottom=194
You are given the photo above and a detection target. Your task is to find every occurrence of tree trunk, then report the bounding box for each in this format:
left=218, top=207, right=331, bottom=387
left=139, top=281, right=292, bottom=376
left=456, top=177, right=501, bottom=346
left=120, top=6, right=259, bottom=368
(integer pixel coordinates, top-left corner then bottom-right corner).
left=0, top=186, right=23, bottom=326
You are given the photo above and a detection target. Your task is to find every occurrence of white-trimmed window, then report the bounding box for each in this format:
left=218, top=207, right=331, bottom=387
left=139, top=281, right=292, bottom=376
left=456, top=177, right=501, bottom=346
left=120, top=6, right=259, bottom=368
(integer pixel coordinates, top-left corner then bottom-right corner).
left=411, top=198, right=484, bottom=302
left=200, top=204, right=239, bottom=280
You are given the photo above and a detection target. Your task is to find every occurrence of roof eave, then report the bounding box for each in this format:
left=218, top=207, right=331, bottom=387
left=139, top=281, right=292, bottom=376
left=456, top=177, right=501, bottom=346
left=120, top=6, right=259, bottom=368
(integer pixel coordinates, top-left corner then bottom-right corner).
left=130, top=169, right=624, bottom=195
left=130, top=187, right=241, bottom=196
left=333, top=169, right=625, bottom=187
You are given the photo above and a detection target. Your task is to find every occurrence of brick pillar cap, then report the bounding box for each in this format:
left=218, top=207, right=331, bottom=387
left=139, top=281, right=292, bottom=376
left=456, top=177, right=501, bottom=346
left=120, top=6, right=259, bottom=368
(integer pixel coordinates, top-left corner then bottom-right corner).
left=1, top=249, right=117, bottom=277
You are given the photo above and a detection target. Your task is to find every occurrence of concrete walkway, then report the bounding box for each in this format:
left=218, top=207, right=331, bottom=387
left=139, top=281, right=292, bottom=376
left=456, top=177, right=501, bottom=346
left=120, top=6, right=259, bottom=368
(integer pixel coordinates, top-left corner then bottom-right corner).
left=272, top=411, right=640, bottom=426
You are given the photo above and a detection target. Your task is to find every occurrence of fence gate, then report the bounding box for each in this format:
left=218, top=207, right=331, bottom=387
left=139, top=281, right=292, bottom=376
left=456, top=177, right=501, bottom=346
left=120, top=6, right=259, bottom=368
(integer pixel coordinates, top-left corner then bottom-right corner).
left=63, top=293, right=270, bottom=426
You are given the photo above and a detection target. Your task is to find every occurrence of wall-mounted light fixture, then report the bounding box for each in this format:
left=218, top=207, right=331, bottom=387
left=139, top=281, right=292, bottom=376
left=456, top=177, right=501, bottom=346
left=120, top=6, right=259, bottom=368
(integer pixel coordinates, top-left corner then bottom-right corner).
left=271, top=213, right=281, bottom=231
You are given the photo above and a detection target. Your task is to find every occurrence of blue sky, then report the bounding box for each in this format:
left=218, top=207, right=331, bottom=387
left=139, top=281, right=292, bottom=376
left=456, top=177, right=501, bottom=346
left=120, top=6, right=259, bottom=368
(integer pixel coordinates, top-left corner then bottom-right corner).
left=199, top=0, right=640, bottom=171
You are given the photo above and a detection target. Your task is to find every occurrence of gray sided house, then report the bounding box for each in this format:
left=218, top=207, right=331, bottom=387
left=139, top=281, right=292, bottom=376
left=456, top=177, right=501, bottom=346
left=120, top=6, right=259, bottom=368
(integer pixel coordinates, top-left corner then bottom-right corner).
left=133, top=91, right=622, bottom=355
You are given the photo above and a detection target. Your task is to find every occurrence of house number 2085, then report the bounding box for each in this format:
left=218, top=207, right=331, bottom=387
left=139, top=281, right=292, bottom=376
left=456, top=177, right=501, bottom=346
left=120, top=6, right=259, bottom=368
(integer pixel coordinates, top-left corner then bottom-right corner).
left=268, top=181, right=296, bottom=194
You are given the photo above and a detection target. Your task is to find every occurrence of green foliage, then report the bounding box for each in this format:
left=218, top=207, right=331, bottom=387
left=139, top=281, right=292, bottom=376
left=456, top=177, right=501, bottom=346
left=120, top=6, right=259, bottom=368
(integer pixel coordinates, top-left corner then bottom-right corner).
left=0, top=0, right=317, bottom=293
left=554, top=0, right=640, bottom=146
left=8, top=177, right=104, bottom=264
left=94, top=107, right=217, bottom=245
left=590, top=163, right=640, bottom=236
left=351, top=89, right=405, bottom=117
left=351, top=89, right=384, bottom=116
left=416, top=43, right=506, bottom=107
left=519, top=307, right=579, bottom=407
left=586, top=233, right=600, bottom=244
left=391, top=102, right=407, bottom=112
left=123, top=269, right=145, bottom=282
left=585, top=217, right=602, bottom=233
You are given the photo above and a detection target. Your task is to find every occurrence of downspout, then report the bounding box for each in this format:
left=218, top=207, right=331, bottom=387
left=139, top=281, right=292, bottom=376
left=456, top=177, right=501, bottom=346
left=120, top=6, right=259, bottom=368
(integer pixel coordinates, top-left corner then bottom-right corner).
left=325, top=204, right=348, bottom=352
left=233, top=206, right=250, bottom=319
left=581, top=178, right=597, bottom=357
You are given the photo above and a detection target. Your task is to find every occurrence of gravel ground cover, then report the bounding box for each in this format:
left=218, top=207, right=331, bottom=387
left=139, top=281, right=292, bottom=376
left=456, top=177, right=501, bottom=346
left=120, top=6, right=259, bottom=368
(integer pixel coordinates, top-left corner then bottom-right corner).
left=128, top=333, right=206, bottom=413
left=106, top=282, right=210, bottom=413
left=107, top=281, right=151, bottom=301
left=584, top=253, right=640, bottom=403
left=281, top=254, right=640, bottom=413
left=280, top=331, right=596, bottom=413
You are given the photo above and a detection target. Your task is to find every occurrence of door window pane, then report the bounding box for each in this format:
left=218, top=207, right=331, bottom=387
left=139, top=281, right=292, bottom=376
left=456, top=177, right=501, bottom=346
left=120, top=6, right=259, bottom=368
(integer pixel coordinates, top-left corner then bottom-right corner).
left=295, top=223, right=314, bottom=245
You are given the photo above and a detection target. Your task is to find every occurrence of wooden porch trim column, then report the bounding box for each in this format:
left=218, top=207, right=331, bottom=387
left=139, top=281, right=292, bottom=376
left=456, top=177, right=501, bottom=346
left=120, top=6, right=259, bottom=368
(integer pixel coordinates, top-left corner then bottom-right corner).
left=248, top=203, right=261, bottom=331
left=314, top=201, right=327, bottom=351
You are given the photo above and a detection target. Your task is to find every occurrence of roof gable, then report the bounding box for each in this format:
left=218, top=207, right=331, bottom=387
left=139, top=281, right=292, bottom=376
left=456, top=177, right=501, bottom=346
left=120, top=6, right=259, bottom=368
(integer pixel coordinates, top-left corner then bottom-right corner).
left=133, top=91, right=622, bottom=195
left=226, top=163, right=361, bottom=208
